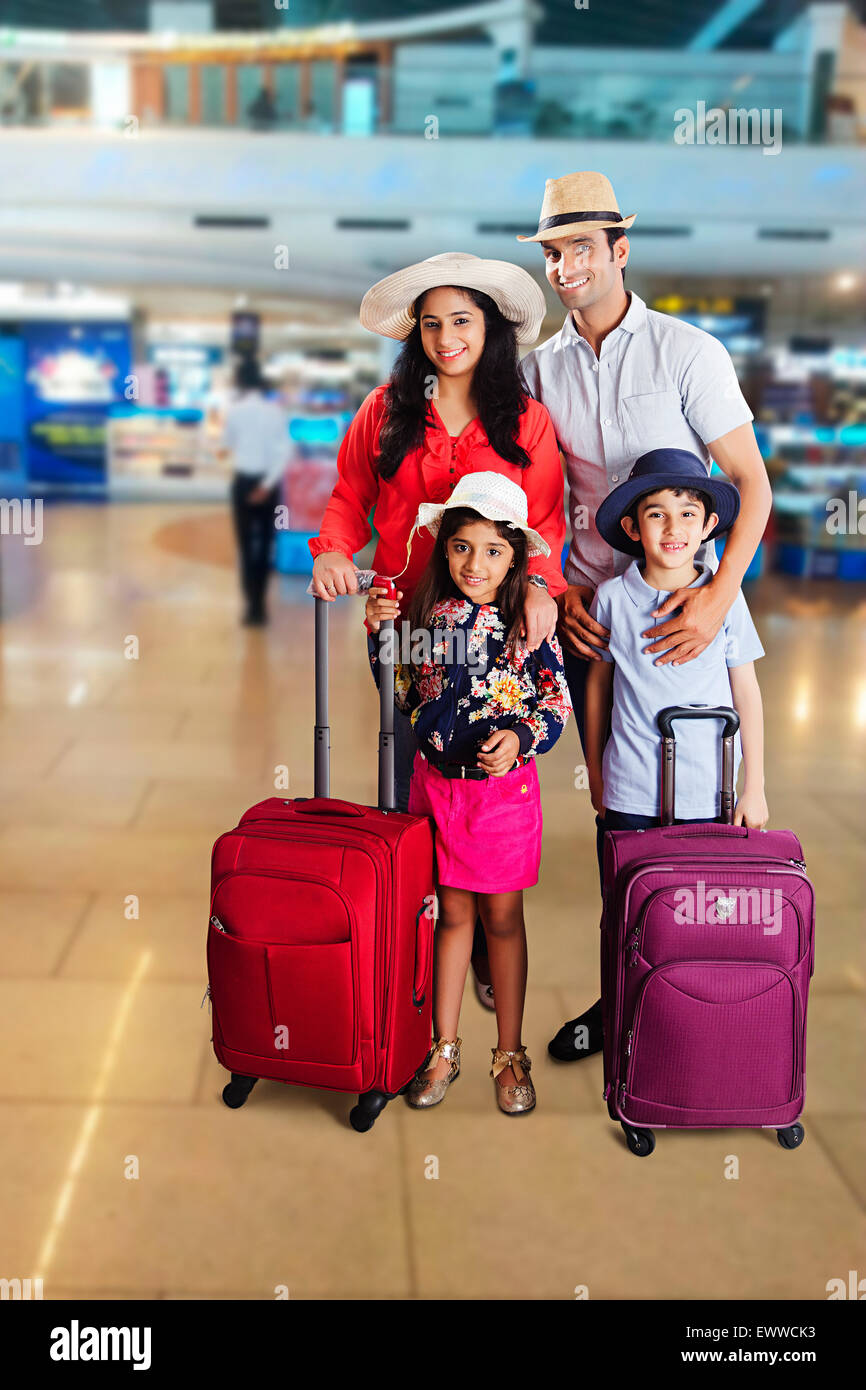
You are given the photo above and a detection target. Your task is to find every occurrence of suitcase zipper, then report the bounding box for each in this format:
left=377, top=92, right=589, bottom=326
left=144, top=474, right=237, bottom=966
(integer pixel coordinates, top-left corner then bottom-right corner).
left=210, top=915, right=226, bottom=933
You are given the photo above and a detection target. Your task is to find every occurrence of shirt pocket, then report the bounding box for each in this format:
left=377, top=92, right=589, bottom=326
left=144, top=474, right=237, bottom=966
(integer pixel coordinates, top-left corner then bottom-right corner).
left=621, top=388, right=683, bottom=454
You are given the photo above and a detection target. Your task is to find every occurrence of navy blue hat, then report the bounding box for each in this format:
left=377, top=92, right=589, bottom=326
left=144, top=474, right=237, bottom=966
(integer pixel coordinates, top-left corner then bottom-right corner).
left=595, top=448, right=741, bottom=558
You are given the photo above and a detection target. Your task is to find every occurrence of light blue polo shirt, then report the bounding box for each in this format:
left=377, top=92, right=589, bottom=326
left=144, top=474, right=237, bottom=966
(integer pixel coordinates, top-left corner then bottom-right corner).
left=590, top=561, right=765, bottom=819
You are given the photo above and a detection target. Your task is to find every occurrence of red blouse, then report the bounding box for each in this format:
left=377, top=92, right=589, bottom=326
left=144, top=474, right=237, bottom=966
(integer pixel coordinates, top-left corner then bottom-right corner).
left=309, top=386, right=567, bottom=608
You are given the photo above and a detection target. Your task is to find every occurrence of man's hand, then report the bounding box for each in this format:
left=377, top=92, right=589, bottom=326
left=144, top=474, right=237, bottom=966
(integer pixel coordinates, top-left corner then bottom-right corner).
left=311, top=551, right=359, bottom=601
left=247, top=484, right=270, bottom=505
left=477, top=728, right=521, bottom=777
left=589, top=778, right=605, bottom=816
left=641, top=578, right=733, bottom=666
left=365, top=586, right=403, bottom=633
left=555, top=584, right=609, bottom=660
left=521, top=586, right=558, bottom=651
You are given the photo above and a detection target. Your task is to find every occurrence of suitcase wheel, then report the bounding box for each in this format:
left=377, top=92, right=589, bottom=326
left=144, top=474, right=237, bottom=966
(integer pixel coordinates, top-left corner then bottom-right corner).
left=222, top=1073, right=258, bottom=1109
left=621, top=1122, right=655, bottom=1157
left=777, top=1123, right=805, bottom=1150
left=349, top=1089, right=390, bottom=1133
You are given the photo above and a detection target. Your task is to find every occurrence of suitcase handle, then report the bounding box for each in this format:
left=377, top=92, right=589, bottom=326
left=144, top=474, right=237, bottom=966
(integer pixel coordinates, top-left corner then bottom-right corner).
left=656, top=704, right=740, bottom=828
left=667, top=824, right=748, bottom=839
left=292, top=798, right=366, bottom=818
left=412, top=900, right=434, bottom=1008
left=314, top=594, right=395, bottom=810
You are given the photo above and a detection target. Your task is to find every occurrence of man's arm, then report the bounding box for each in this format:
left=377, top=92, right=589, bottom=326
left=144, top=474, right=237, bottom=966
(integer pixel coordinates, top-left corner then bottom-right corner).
left=643, top=423, right=771, bottom=666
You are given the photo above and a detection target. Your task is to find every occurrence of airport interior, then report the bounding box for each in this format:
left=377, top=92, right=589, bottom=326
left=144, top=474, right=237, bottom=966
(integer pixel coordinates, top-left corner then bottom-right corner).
left=0, top=0, right=864, bottom=1304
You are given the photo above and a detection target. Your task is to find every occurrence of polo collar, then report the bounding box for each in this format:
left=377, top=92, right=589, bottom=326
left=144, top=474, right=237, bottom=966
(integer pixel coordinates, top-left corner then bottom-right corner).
left=554, top=291, right=647, bottom=353
left=622, top=558, right=713, bottom=608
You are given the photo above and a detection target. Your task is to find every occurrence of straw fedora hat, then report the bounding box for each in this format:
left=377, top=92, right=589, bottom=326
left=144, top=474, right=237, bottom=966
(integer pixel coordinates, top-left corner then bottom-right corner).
left=517, top=171, right=636, bottom=243
left=359, top=252, right=547, bottom=345
left=412, top=471, right=550, bottom=558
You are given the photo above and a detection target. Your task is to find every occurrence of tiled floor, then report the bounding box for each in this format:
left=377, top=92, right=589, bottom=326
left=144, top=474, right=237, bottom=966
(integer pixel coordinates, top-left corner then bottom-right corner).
left=0, top=502, right=864, bottom=1300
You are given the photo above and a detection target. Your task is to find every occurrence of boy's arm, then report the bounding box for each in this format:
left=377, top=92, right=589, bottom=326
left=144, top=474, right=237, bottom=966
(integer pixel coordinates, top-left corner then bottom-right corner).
left=728, top=661, right=768, bottom=828
left=584, top=659, right=614, bottom=814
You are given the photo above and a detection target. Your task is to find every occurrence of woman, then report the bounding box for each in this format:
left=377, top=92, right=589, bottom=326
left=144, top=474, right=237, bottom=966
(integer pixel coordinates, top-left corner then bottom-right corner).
left=223, top=354, right=290, bottom=626
left=311, top=250, right=566, bottom=785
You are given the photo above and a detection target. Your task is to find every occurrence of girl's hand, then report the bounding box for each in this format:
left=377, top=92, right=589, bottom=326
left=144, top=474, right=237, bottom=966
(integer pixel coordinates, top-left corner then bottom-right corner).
left=733, top=788, right=769, bottom=828
left=311, top=551, right=358, bottom=601
left=477, top=728, right=521, bottom=777
left=365, top=587, right=403, bottom=632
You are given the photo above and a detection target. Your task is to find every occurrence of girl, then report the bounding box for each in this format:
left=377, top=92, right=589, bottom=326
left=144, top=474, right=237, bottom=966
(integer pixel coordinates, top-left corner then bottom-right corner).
left=365, top=473, right=572, bottom=1115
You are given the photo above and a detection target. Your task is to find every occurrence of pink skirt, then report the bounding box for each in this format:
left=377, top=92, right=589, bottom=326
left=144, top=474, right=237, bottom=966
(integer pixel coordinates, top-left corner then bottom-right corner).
left=408, top=750, right=542, bottom=893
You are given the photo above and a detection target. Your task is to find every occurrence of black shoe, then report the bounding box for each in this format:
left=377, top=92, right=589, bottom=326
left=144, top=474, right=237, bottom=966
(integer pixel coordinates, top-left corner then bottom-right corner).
left=548, top=1000, right=603, bottom=1061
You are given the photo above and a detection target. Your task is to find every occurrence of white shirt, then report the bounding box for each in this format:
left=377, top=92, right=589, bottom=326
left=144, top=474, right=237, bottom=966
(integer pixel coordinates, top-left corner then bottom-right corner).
left=222, top=391, right=290, bottom=491
left=521, top=293, right=754, bottom=589
left=590, top=561, right=764, bottom=818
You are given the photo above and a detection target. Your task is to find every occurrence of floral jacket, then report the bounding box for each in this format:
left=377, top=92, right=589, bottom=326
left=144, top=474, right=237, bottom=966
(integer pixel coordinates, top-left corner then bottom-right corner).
left=368, top=597, right=572, bottom=767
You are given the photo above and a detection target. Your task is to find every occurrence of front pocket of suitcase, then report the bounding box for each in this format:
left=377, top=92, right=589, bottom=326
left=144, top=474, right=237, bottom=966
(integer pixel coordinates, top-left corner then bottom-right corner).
left=627, top=961, right=797, bottom=1112
left=208, top=924, right=282, bottom=1060
left=265, top=941, right=356, bottom=1065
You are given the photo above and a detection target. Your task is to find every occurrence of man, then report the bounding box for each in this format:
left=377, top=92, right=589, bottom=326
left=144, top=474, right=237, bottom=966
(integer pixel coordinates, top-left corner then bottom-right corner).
left=517, top=171, right=772, bottom=1060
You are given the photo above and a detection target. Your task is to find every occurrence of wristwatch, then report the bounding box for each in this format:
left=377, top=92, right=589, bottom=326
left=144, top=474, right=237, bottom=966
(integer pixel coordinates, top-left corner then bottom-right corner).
left=527, top=575, right=548, bottom=591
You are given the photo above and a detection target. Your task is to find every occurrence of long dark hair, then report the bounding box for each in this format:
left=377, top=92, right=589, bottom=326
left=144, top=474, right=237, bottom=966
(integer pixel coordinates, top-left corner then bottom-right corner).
left=408, top=507, right=529, bottom=655
left=376, top=287, right=532, bottom=480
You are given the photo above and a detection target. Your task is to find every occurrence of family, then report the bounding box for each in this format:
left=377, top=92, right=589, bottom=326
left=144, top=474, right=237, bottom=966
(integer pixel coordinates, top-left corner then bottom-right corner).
left=309, top=171, right=773, bottom=1117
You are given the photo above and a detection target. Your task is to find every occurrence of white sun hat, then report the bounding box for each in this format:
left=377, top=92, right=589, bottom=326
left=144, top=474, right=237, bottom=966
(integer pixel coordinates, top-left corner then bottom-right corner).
left=359, top=252, right=547, bottom=345
left=412, top=471, right=550, bottom=558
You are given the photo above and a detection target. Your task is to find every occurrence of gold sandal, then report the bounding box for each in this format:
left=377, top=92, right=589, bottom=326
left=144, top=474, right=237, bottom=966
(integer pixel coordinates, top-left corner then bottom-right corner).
left=406, top=1037, right=461, bottom=1109
left=491, top=1046, right=536, bottom=1115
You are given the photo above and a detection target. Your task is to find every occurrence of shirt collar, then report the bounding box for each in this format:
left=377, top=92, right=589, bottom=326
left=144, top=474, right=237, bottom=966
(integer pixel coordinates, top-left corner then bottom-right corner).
left=554, top=291, right=648, bottom=353
left=622, top=558, right=713, bottom=607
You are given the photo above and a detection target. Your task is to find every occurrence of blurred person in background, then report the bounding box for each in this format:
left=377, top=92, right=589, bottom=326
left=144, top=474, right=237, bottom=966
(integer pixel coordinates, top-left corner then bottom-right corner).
left=223, top=354, right=290, bottom=626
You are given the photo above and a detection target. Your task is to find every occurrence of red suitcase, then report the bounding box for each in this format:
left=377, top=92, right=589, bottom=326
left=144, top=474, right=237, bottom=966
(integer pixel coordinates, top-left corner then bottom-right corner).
left=205, top=589, right=436, bottom=1131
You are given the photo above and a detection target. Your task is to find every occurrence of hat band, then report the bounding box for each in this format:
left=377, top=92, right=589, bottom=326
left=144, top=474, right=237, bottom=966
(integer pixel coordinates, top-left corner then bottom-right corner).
left=537, top=210, right=623, bottom=233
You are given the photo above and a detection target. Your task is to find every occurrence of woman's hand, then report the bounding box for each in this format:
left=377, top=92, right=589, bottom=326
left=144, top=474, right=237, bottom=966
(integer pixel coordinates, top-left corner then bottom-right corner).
left=477, top=728, right=521, bottom=777
left=311, top=551, right=358, bottom=601
left=521, top=586, right=558, bottom=651
left=733, top=788, right=769, bottom=829
left=365, top=587, right=403, bottom=633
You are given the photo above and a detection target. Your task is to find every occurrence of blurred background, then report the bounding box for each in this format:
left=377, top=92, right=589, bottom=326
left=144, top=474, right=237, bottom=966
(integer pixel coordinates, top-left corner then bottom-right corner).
left=0, top=0, right=864, bottom=1304
left=0, top=0, right=863, bottom=578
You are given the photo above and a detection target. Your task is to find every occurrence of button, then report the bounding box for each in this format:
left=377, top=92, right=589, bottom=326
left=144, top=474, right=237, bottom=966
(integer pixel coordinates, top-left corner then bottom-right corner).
left=611, top=474, right=619, bottom=482
left=592, top=363, right=599, bottom=372
left=603, top=418, right=612, bottom=426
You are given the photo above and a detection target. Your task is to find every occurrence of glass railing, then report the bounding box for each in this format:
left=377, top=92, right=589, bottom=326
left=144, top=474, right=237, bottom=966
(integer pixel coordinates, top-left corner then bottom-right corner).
left=0, top=58, right=862, bottom=146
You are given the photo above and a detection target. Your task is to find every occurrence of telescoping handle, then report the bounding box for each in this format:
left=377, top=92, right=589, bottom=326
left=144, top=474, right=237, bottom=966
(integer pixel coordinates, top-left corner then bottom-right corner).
left=313, top=574, right=397, bottom=811
left=656, top=705, right=741, bottom=827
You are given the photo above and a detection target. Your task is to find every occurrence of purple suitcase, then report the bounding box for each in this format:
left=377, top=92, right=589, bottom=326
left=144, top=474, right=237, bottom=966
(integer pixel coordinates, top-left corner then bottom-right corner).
left=601, top=705, right=815, bottom=1156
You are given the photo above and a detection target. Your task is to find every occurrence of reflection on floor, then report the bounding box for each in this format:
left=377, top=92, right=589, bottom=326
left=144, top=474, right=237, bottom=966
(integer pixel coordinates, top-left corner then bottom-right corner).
left=0, top=503, right=864, bottom=1300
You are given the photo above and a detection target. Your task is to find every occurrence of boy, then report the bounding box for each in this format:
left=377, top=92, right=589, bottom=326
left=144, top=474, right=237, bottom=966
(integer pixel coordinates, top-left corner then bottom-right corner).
left=585, top=447, right=768, bottom=888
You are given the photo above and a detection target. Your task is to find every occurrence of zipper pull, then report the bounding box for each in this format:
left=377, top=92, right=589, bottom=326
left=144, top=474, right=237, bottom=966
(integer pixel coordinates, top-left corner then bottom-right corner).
left=625, top=1029, right=632, bottom=1056
left=790, top=858, right=807, bottom=871
left=619, top=1083, right=627, bottom=1105
left=629, top=947, right=639, bottom=967
left=200, top=983, right=212, bottom=1010
left=210, top=915, right=226, bottom=933
left=602, top=1082, right=611, bottom=1101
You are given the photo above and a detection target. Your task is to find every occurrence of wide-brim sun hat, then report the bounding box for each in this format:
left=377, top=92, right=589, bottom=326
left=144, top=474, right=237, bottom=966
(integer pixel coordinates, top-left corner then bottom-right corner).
left=411, top=471, right=550, bottom=559
left=595, top=448, right=741, bottom=558
left=359, top=252, right=547, bottom=345
left=517, top=171, right=636, bottom=242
